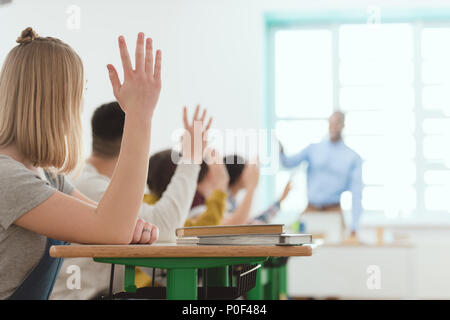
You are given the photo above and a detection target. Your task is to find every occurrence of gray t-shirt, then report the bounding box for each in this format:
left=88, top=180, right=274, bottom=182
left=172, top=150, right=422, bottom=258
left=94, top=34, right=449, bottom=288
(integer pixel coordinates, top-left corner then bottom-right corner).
left=0, top=155, right=74, bottom=299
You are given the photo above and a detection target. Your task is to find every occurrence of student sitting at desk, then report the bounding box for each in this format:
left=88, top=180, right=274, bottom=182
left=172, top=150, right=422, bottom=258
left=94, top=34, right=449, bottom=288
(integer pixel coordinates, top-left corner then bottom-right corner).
left=0, top=29, right=161, bottom=300
left=145, top=149, right=229, bottom=227
left=52, top=103, right=211, bottom=299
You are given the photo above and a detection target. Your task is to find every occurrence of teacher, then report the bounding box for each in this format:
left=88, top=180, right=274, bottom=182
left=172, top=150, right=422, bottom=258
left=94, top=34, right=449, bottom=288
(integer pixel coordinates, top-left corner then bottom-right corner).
left=279, top=111, right=363, bottom=236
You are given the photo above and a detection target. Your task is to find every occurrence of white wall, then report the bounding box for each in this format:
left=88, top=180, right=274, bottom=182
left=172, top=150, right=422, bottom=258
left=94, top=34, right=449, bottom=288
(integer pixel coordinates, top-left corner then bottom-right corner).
left=2, top=0, right=449, bottom=156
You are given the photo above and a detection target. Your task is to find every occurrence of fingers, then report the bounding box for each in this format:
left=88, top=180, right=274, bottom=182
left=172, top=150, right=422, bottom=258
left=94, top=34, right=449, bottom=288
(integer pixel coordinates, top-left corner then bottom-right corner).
left=204, top=117, right=213, bottom=132
left=193, top=105, right=200, bottom=121
left=107, top=64, right=121, bottom=97
left=118, top=36, right=133, bottom=79
left=137, top=223, right=159, bottom=244
left=153, top=50, right=162, bottom=82
left=150, top=225, right=159, bottom=244
left=183, top=106, right=189, bottom=129
left=139, top=222, right=152, bottom=244
left=200, top=109, right=207, bottom=122
left=145, top=38, right=153, bottom=75
left=135, top=32, right=145, bottom=72
left=185, top=106, right=212, bottom=134
left=119, top=34, right=160, bottom=79
left=132, top=219, right=145, bottom=243
left=202, top=117, right=213, bottom=150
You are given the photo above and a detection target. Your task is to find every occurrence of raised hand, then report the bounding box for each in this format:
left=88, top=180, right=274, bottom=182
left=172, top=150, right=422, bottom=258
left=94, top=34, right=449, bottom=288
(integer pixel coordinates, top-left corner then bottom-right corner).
left=242, top=162, right=260, bottom=191
left=209, top=161, right=230, bottom=193
left=206, top=149, right=229, bottom=191
left=197, top=149, right=229, bottom=197
left=181, top=105, right=213, bottom=164
left=107, top=32, right=162, bottom=120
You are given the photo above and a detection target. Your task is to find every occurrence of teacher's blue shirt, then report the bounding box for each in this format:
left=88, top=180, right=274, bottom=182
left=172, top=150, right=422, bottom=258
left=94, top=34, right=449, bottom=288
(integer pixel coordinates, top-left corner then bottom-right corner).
left=280, top=138, right=363, bottom=231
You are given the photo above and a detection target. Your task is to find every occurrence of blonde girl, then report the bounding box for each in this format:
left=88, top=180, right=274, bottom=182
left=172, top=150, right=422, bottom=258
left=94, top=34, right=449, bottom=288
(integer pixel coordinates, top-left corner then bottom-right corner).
left=0, top=27, right=161, bottom=299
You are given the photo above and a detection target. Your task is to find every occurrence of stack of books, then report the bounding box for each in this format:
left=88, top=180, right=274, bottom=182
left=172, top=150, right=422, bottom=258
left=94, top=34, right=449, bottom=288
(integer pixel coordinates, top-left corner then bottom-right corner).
left=175, top=224, right=312, bottom=246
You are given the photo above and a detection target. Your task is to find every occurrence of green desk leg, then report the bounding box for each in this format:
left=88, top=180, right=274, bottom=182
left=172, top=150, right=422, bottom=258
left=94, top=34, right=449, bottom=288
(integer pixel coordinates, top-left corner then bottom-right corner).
left=206, top=267, right=229, bottom=287
left=264, top=267, right=279, bottom=300
left=261, top=257, right=287, bottom=300
left=279, top=264, right=288, bottom=300
left=247, top=268, right=263, bottom=300
left=167, top=268, right=198, bottom=300
left=124, top=265, right=137, bottom=293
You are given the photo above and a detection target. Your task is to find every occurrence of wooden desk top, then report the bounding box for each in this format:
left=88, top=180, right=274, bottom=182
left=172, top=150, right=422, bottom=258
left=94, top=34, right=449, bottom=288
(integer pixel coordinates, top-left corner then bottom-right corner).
left=50, top=243, right=314, bottom=258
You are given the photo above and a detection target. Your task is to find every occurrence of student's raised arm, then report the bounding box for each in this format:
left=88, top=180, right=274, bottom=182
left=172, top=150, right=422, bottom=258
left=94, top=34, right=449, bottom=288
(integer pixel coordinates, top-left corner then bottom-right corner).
left=222, top=163, right=259, bottom=225
left=139, top=105, right=212, bottom=241
left=15, top=33, right=162, bottom=244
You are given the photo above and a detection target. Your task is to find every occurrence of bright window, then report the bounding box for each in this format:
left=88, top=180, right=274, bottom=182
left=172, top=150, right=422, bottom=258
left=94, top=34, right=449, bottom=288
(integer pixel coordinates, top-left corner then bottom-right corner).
left=270, top=22, right=450, bottom=217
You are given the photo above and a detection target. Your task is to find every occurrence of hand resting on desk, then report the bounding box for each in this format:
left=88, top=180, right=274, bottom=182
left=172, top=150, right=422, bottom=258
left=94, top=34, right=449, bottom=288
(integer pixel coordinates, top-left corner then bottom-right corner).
left=131, top=218, right=159, bottom=244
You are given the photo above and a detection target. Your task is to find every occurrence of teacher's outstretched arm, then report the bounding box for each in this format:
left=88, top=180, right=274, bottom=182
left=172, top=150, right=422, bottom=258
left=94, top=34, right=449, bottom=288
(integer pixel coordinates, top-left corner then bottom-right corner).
left=279, top=141, right=310, bottom=169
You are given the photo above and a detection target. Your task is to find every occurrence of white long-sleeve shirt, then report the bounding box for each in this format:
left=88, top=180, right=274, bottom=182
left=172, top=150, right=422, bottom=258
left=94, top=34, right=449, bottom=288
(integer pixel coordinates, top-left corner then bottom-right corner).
left=50, top=161, right=200, bottom=300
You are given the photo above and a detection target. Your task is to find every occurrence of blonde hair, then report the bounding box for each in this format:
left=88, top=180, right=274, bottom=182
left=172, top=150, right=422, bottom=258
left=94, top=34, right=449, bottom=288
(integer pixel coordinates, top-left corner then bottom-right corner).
left=0, top=27, right=84, bottom=174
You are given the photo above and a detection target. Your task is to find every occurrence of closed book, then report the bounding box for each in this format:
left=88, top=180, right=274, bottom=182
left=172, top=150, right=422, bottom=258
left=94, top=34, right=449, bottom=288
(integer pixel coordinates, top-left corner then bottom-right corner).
left=176, top=233, right=312, bottom=246
left=175, top=224, right=284, bottom=238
